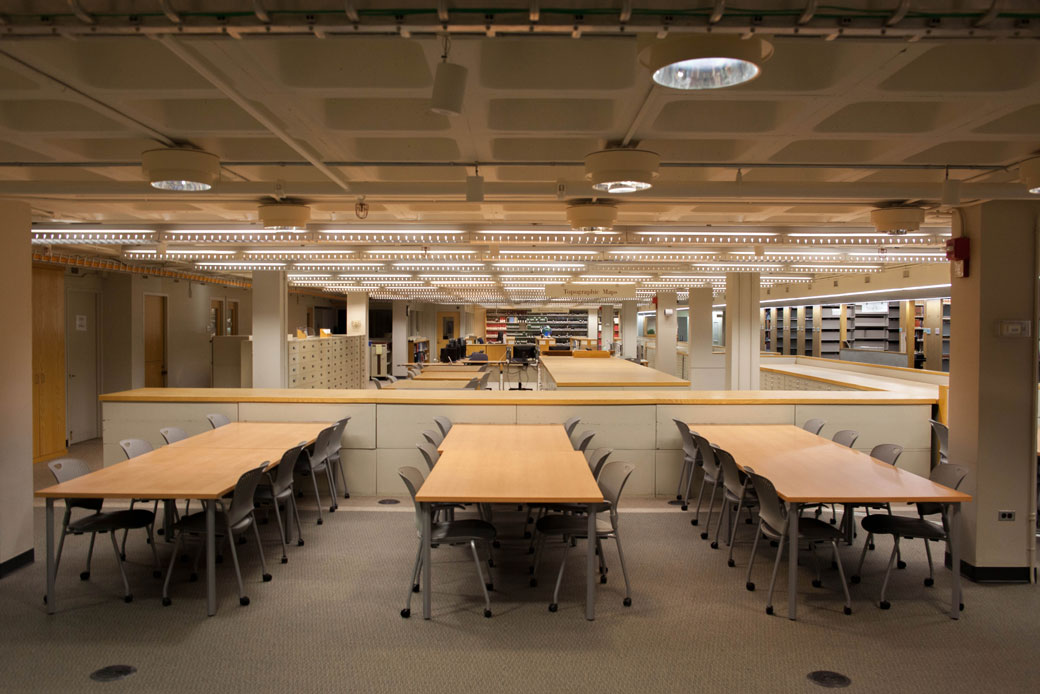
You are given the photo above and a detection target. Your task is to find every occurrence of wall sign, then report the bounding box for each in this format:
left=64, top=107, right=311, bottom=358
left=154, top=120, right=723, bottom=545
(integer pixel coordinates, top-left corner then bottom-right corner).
left=546, top=284, right=636, bottom=300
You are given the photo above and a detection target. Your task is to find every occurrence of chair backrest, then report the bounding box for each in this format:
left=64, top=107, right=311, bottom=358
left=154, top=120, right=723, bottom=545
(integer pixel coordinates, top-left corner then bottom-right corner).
left=464, top=377, right=479, bottom=389
left=715, top=447, right=748, bottom=498
left=271, top=442, right=307, bottom=496
left=421, top=429, right=443, bottom=446
left=573, top=430, right=595, bottom=453
left=743, top=466, right=787, bottom=534
left=478, top=372, right=490, bottom=389
left=398, top=466, right=427, bottom=533
left=586, top=447, right=612, bottom=479
left=206, top=413, right=230, bottom=429
left=802, top=418, right=826, bottom=436
left=690, top=432, right=719, bottom=478
left=328, top=417, right=350, bottom=458
left=311, top=425, right=336, bottom=467
left=416, top=441, right=440, bottom=471
left=433, top=416, right=453, bottom=437
left=226, top=463, right=269, bottom=527
left=929, top=419, right=949, bottom=461
left=160, top=426, right=189, bottom=444
left=373, top=379, right=384, bottom=389
left=597, top=461, right=635, bottom=529
left=469, top=351, right=488, bottom=362
left=918, top=463, right=969, bottom=518
left=562, top=416, right=581, bottom=437
left=870, top=443, right=903, bottom=466
left=119, top=438, right=153, bottom=459
left=832, top=429, right=859, bottom=448
left=673, top=419, right=698, bottom=462
left=48, top=457, right=103, bottom=511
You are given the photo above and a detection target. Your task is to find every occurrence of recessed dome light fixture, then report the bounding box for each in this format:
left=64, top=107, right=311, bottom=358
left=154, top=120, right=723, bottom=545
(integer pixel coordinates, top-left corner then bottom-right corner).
left=641, top=34, right=773, bottom=90
left=584, top=148, right=660, bottom=194
left=258, top=203, right=310, bottom=231
left=142, top=147, right=220, bottom=191
left=566, top=200, right=618, bottom=233
left=870, top=206, right=925, bottom=235
left=1020, top=157, right=1040, bottom=194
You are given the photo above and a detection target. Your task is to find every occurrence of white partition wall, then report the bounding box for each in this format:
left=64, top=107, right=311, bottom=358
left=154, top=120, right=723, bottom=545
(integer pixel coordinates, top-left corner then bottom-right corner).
left=655, top=291, right=678, bottom=376
left=252, top=270, right=288, bottom=388
left=688, top=287, right=725, bottom=389
left=725, top=272, right=761, bottom=390
left=621, top=300, right=637, bottom=359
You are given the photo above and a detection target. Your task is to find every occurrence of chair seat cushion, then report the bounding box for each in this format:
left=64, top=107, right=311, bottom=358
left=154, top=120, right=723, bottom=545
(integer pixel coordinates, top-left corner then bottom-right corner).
left=70, top=509, right=155, bottom=533
left=861, top=514, right=945, bottom=540
left=431, top=518, right=496, bottom=543
left=795, top=516, right=847, bottom=542
left=535, top=513, right=612, bottom=537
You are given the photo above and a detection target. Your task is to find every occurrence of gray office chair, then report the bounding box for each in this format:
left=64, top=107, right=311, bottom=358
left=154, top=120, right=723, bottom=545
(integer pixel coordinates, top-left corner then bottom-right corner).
left=416, top=441, right=440, bottom=472
left=929, top=419, right=949, bottom=466
left=530, top=461, right=635, bottom=612
left=852, top=463, right=969, bottom=611
left=372, top=379, right=384, bottom=389
left=162, top=462, right=271, bottom=608
left=160, top=426, right=188, bottom=444
left=562, top=416, right=581, bottom=437
left=691, top=433, right=722, bottom=537
left=421, top=429, right=444, bottom=447
left=206, top=413, right=231, bottom=429
left=802, top=418, right=826, bottom=436
left=296, top=425, right=339, bottom=524
left=742, top=466, right=852, bottom=616
left=839, top=442, right=906, bottom=559
left=433, top=416, right=453, bottom=438
left=118, top=438, right=159, bottom=556
left=585, top=447, right=613, bottom=480
left=254, top=442, right=308, bottom=562
left=832, top=429, right=860, bottom=448
left=712, top=447, right=759, bottom=568
left=479, top=372, right=491, bottom=389
left=328, top=417, right=351, bottom=499
left=573, top=430, right=595, bottom=453
left=524, top=448, right=615, bottom=552
left=469, top=351, right=489, bottom=362
left=463, top=377, right=479, bottom=389
left=398, top=466, right=497, bottom=619
left=673, top=419, right=699, bottom=510
left=47, top=458, right=160, bottom=603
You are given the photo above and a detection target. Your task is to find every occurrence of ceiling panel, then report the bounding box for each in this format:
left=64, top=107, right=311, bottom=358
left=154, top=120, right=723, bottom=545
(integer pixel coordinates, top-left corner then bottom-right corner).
left=480, top=38, right=636, bottom=90
left=488, top=98, right=616, bottom=131
left=880, top=44, right=1040, bottom=92
left=324, top=98, right=450, bottom=131
left=653, top=100, right=803, bottom=133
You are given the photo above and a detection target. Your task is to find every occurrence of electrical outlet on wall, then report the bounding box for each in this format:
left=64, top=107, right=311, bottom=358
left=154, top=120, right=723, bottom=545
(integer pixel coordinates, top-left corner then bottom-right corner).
left=998, top=510, right=1016, bottom=522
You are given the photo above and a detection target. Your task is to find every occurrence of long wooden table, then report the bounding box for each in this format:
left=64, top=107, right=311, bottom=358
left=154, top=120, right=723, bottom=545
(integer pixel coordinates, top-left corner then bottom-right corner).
left=413, top=371, right=482, bottom=381
left=35, top=421, right=330, bottom=616
left=415, top=424, right=604, bottom=620
left=383, top=380, right=473, bottom=390
left=692, top=424, right=971, bottom=620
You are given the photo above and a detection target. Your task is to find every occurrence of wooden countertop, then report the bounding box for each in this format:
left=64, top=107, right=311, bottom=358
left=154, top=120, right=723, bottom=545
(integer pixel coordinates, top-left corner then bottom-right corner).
left=540, top=355, right=690, bottom=388
left=438, top=424, right=574, bottom=454
left=761, top=363, right=940, bottom=399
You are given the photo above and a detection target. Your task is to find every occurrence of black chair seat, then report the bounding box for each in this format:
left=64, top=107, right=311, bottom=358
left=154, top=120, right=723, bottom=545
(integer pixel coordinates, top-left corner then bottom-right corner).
left=861, top=514, right=945, bottom=540
left=430, top=519, right=496, bottom=543
left=174, top=509, right=253, bottom=535
left=70, top=509, right=155, bottom=534
left=535, top=513, right=612, bottom=537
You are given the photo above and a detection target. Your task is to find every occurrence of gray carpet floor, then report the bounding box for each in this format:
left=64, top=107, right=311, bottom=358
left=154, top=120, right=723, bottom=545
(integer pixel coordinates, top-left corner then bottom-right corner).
left=1, top=499, right=1038, bottom=693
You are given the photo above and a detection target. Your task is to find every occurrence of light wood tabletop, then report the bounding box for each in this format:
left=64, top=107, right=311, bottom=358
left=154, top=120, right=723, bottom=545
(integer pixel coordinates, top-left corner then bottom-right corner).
left=541, top=355, right=690, bottom=388
left=692, top=424, right=971, bottom=504
left=169, top=421, right=329, bottom=449
left=382, top=380, right=473, bottom=390
left=413, top=371, right=482, bottom=381
left=35, top=446, right=287, bottom=500
left=418, top=364, right=485, bottom=372
left=437, top=423, right=575, bottom=454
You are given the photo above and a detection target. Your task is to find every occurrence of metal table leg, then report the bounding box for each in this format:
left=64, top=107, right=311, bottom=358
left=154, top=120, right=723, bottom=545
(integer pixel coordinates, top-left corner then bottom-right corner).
left=585, top=502, right=596, bottom=620
left=787, top=501, right=800, bottom=620
left=421, top=502, right=432, bottom=619
left=205, top=500, right=216, bottom=616
left=499, top=365, right=505, bottom=390
left=45, top=498, right=55, bottom=615
left=948, top=502, right=962, bottom=620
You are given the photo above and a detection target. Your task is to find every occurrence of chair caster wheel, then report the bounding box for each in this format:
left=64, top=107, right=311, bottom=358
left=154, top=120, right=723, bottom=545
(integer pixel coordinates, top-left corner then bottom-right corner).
left=691, top=519, right=698, bottom=526
left=769, top=541, right=778, bottom=548
left=157, top=528, right=164, bottom=536
left=262, top=573, right=272, bottom=582
left=700, top=533, right=708, bottom=540
left=830, top=519, right=837, bottom=525
left=812, top=579, right=822, bottom=588
left=548, top=603, right=558, bottom=613
left=483, top=609, right=492, bottom=618
left=868, top=543, right=875, bottom=550
left=189, top=573, right=198, bottom=582
left=153, top=570, right=162, bottom=579
left=124, top=594, right=133, bottom=604
left=745, top=518, right=753, bottom=524
left=297, top=540, right=305, bottom=547
left=488, top=560, right=495, bottom=568
left=42, top=595, right=47, bottom=605
left=727, top=559, right=735, bottom=568
left=216, top=555, right=223, bottom=564
left=681, top=505, right=688, bottom=511
left=344, top=493, right=350, bottom=499
left=317, top=519, right=323, bottom=526
left=530, top=578, right=538, bottom=587
left=600, top=575, right=607, bottom=584
left=923, top=577, right=934, bottom=587
left=746, top=582, right=755, bottom=592
left=281, top=557, right=288, bottom=564
left=330, top=506, right=336, bottom=513
left=960, top=603, right=964, bottom=611
left=879, top=600, right=890, bottom=610
left=162, top=597, right=171, bottom=607
left=240, top=596, right=250, bottom=606
left=485, top=583, right=494, bottom=591
left=120, top=553, right=126, bottom=561
left=492, top=541, right=500, bottom=549
left=897, top=560, right=907, bottom=570
left=850, top=575, right=861, bottom=585
left=80, top=571, right=90, bottom=581
left=765, top=606, right=774, bottom=615
left=710, top=542, right=719, bottom=550
left=400, top=608, right=410, bottom=618
left=676, top=495, right=682, bottom=501
left=523, top=531, right=532, bottom=539
left=412, top=584, right=420, bottom=593
left=843, top=606, right=852, bottom=616
left=623, top=597, right=632, bottom=607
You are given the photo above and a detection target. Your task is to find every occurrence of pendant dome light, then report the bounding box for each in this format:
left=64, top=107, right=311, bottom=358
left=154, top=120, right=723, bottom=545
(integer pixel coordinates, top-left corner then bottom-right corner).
left=870, top=206, right=925, bottom=235
left=584, top=148, right=660, bottom=194
left=430, top=34, right=467, bottom=116
left=1021, top=157, right=1040, bottom=194
left=566, top=200, right=618, bottom=233
left=142, top=147, right=220, bottom=191
left=258, top=202, right=310, bottom=231
left=641, top=34, right=773, bottom=90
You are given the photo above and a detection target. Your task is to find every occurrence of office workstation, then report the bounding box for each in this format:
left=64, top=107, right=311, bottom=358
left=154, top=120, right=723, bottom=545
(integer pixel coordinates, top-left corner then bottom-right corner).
left=2, top=5, right=1040, bottom=691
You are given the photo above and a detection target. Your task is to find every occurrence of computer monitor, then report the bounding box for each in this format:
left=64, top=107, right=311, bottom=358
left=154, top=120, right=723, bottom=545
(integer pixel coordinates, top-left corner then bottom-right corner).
left=512, top=344, right=538, bottom=361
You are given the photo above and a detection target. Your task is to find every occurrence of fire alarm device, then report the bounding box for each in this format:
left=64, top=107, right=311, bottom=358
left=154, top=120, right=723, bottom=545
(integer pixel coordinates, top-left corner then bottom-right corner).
left=946, top=237, right=969, bottom=278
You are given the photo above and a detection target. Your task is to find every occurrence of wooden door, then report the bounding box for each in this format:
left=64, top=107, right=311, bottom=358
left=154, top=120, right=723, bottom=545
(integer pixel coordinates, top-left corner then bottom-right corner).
left=32, top=266, right=67, bottom=462
left=436, top=311, right=460, bottom=354
left=66, top=289, right=99, bottom=443
left=144, top=294, right=167, bottom=387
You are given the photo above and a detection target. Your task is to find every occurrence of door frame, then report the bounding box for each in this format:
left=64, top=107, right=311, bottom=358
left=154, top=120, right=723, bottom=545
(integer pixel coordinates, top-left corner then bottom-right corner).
left=64, top=287, right=102, bottom=444
left=436, top=310, right=461, bottom=354
left=143, top=292, right=169, bottom=387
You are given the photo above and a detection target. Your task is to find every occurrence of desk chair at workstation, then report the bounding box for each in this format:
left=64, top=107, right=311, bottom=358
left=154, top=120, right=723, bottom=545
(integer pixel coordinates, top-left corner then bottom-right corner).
left=507, top=344, right=538, bottom=391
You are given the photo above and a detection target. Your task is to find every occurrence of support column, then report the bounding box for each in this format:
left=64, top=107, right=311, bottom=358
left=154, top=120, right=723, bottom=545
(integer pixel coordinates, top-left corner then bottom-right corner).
left=688, top=287, right=725, bottom=389
left=949, top=200, right=1039, bottom=581
left=0, top=201, right=32, bottom=575
left=347, top=292, right=370, bottom=381
left=251, top=270, right=288, bottom=388
left=587, top=308, right=598, bottom=341
left=621, top=300, right=637, bottom=360
left=392, top=300, right=408, bottom=376
left=724, top=273, right=760, bottom=390
left=599, top=304, right=614, bottom=352
left=655, top=291, right=678, bottom=376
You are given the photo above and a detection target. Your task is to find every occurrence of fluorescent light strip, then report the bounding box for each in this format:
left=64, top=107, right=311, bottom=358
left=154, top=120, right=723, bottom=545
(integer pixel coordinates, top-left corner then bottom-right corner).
left=394, top=262, right=485, bottom=268
left=636, top=231, right=777, bottom=237
left=480, top=230, right=585, bottom=236
left=420, top=274, right=492, bottom=280
left=572, top=280, right=637, bottom=285
left=364, top=248, right=475, bottom=254
left=497, top=275, right=573, bottom=280
left=491, top=262, right=585, bottom=269
left=288, top=274, right=330, bottom=279
left=295, top=262, right=397, bottom=269
left=759, top=284, right=952, bottom=305
left=789, top=264, right=880, bottom=271
left=197, top=261, right=285, bottom=268
left=336, top=274, right=412, bottom=280
left=322, top=229, right=464, bottom=235
left=498, top=250, right=599, bottom=256
left=693, top=264, right=785, bottom=271
left=244, top=249, right=356, bottom=255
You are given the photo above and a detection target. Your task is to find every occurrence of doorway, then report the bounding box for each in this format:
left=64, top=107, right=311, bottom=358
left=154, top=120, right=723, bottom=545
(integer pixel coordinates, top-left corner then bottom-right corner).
left=66, top=289, right=100, bottom=444
left=226, top=300, right=239, bottom=335
left=209, top=299, right=224, bottom=336
left=436, top=311, right=460, bottom=354
left=144, top=294, right=167, bottom=387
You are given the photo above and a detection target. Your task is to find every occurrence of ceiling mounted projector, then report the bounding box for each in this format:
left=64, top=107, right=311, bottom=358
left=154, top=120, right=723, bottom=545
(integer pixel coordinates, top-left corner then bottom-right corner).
left=142, top=147, right=220, bottom=191
left=566, top=200, right=618, bottom=233
left=584, top=148, right=660, bottom=194
left=870, top=206, right=925, bottom=235
left=258, top=203, right=310, bottom=231
left=641, top=34, right=773, bottom=90
left=1021, top=157, right=1040, bottom=194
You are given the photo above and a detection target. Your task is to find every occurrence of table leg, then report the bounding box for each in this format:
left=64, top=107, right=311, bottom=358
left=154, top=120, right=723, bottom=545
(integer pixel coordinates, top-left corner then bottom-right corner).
left=585, top=502, right=596, bottom=621
left=787, top=501, right=800, bottom=620
left=499, top=365, right=504, bottom=390
left=421, top=502, right=432, bottom=620
left=205, top=501, right=216, bottom=617
left=163, top=500, right=175, bottom=541
left=45, top=498, right=55, bottom=615
left=948, top=502, right=962, bottom=620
